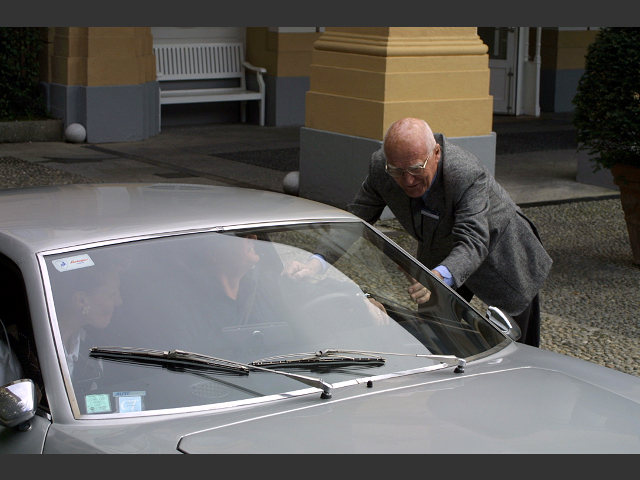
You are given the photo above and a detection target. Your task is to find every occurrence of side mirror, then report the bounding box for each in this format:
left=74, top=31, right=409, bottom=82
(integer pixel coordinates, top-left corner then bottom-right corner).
left=486, top=306, right=521, bottom=341
left=0, top=379, right=37, bottom=431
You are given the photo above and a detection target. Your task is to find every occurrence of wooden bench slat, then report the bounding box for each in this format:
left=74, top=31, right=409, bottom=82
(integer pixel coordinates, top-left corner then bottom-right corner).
left=153, top=42, right=265, bottom=126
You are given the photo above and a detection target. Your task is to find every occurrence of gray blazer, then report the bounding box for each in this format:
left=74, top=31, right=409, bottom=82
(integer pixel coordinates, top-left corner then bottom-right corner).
left=347, top=133, right=553, bottom=316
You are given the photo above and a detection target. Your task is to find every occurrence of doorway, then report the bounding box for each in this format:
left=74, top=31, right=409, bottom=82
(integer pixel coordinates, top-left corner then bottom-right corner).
left=478, top=27, right=518, bottom=114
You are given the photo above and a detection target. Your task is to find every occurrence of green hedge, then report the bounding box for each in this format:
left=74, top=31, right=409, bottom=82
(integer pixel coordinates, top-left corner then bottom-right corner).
left=573, top=27, right=640, bottom=170
left=0, top=27, right=48, bottom=121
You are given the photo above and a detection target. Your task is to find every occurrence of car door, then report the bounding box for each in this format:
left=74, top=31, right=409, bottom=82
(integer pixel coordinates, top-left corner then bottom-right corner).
left=0, top=254, right=52, bottom=453
left=0, top=415, right=50, bottom=453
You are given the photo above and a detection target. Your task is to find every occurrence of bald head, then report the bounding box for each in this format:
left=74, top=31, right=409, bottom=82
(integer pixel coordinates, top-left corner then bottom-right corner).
left=383, top=118, right=437, bottom=163
left=381, top=118, right=440, bottom=198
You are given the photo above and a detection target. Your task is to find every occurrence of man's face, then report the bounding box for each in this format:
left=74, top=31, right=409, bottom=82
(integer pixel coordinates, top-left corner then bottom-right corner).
left=386, top=145, right=440, bottom=198
left=78, top=270, right=123, bottom=330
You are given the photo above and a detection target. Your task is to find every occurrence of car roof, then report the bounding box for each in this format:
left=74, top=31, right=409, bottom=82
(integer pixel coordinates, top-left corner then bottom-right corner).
left=0, top=183, right=358, bottom=253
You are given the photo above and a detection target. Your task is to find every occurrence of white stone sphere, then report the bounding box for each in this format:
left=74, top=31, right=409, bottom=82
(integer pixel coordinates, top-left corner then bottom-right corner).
left=65, top=123, right=87, bottom=143
left=282, top=171, right=299, bottom=196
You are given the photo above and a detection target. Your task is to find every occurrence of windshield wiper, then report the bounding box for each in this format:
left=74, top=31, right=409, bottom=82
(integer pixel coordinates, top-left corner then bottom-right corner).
left=252, top=349, right=465, bottom=374
left=328, top=349, right=466, bottom=373
left=89, top=346, right=334, bottom=399
left=250, top=351, right=386, bottom=369
left=89, top=346, right=251, bottom=374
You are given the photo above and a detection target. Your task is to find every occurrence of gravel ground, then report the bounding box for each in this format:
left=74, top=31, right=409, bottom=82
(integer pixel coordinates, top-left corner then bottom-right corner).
left=2, top=155, right=639, bottom=377
left=0, top=156, right=91, bottom=188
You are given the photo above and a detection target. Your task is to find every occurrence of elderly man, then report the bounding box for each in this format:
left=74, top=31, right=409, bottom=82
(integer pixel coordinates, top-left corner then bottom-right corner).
left=286, top=117, right=552, bottom=346
left=340, top=117, right=552, bottom=347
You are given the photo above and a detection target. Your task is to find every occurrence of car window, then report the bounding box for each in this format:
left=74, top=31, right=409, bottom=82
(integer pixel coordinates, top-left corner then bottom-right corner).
left=43, top=222, right=507, bottom=417
left=0, top=254, right=47, bottom=412
left=0, top=321, right=23, bottom=387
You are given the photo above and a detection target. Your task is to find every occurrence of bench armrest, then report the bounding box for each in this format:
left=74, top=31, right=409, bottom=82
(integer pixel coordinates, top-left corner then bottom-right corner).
left=243, top=61, right=267, bottom=74
left=243, top=61, right=266, bottom=94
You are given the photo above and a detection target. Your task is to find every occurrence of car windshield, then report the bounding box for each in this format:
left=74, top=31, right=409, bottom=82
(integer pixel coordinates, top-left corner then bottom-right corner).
left=43, top=221, right=507, bottom=417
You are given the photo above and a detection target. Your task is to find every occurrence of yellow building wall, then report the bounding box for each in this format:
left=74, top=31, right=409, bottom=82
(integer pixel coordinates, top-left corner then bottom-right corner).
left=49, top=27, right=156, bottom=87
left=304, top=27, right=493, bottom=141
left=541, top=28, right=599, bottom=71
left=246, top=27, right=322, bottom=77
left=555, top=29, right=599, bottom=70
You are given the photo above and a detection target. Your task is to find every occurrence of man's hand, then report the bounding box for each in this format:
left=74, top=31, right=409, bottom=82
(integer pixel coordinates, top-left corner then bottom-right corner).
left=283, top=257, right=323, bottom=280
left=365, top=297, right=389, bottom=326
left=407, top=279, right=431, bottom=304
left=400, top=268, right=431, bottom=304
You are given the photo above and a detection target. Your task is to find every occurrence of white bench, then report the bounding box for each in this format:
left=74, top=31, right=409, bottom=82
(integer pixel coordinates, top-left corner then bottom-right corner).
left=153, top=42, right=266, bottom=127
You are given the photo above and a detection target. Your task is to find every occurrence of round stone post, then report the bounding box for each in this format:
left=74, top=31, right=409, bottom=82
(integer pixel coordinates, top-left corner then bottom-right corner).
left=46, top=27, right=158, bottom=143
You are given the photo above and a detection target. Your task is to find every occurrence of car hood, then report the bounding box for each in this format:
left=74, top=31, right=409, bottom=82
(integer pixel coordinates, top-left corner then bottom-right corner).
left=44, top=347, right=640, bottom=453
left=177, top=365, right=640, bottom=454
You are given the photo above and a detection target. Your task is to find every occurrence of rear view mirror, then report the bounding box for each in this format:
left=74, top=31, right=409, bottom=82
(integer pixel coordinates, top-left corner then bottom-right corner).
left=0, top=378, right=37, bottom=431
left=486, top=306, right=522, bottom=341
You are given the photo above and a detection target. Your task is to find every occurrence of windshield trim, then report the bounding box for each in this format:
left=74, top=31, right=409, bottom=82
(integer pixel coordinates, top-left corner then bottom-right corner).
left=358, top=222, right=496, bottom=325
left=69, top=361, right=460, bottom=421
left=38, top=219, right=511, bottom=420
left=37, top=219, right=360, bottom=419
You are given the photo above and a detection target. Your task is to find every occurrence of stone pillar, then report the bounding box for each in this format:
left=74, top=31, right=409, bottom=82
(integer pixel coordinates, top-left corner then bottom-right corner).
left=46, top=27, right=159, bottom=143
left=246, top=27, right=322, bottom=126
left=299, top=27, right=495, bottom=209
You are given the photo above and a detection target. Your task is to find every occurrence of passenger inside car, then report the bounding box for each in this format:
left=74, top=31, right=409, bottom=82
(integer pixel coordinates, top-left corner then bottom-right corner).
left=48, top=257, right=124, bottom=392
left=0, top=320, right=23, bottom=387
left=197, top=233, right=295, bottom=358
left=0, top=254, right=47, bottom=409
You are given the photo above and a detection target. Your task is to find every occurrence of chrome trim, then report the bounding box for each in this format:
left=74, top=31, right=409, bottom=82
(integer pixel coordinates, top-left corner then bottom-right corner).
left=35, top=218, right=507, bottom=421
left=38, top=253, right=81, bottom=418
left=176, top=365, right=534, bottom=449
left=34, top=219, right=371, bottom=420
left=71, top=362, right=455, bottom=421
left=361, top=223, right=491, bottom=321
left=36, top=218, right=358, bottom=257
left=486, top=306, right=522, bottom=341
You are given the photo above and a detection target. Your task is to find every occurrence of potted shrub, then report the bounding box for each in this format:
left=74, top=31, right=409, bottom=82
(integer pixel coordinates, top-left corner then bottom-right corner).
left=573, top=27, right=640, bottom=265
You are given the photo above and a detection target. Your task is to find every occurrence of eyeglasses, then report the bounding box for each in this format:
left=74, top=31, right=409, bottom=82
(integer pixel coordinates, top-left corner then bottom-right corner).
left=385, top=145, right=439, bottom=178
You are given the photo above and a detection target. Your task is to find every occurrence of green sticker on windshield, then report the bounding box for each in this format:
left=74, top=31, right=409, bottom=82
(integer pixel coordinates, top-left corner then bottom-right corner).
left=85, top=394, right=111, bottom=414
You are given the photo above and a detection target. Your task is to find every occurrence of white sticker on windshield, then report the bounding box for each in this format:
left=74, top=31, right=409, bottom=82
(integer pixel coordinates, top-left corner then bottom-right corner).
left=85, top=393, right=111, bottom=414
left=52, top=254, right=95, bottom=272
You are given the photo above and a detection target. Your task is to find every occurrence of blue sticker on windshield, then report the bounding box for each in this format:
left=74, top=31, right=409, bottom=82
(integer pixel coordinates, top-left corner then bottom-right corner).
left=113, top=391, right=145, bottom=413
left=117, top=396, right=142, bottom=413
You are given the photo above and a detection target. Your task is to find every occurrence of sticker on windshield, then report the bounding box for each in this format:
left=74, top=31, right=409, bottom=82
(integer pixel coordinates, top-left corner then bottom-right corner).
left=85, top=394, right=112, bottom=414
left=113, top=391, right=145, bottom=413
left=52, top=254, right=95, bottom=272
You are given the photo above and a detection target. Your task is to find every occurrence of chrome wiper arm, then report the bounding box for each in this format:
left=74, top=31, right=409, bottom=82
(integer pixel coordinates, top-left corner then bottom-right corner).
left=90, top=346, right=334, bottom=399
left=255, top=349, right=465, bottom=373
left=252, top=348, right=464, bottom=373
left=247, top=363, right=333, bottom=399
left=321, top=349, right=466, bottom=373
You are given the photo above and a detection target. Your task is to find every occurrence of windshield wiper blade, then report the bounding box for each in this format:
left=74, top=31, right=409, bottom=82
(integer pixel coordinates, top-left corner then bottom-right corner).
left=90, top=346, right=334, bottom=399
left=90, top=346, right=251, bottom=374
left=251, top=351, right=385, bottom=369
left=252, top=349, right=465, bottom=374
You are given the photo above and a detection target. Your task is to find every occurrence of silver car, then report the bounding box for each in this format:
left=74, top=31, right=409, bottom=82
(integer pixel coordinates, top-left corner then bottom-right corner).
left=1, top=183, right=639, bottom=453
